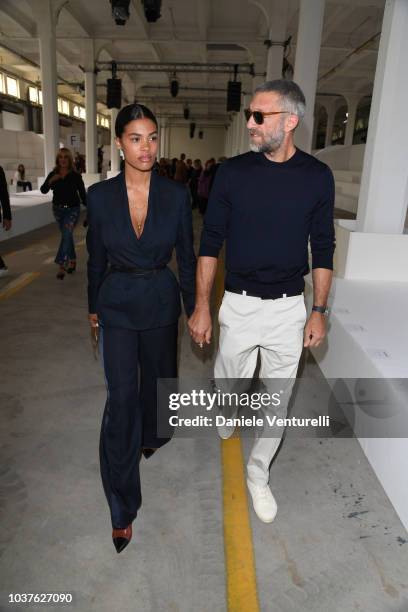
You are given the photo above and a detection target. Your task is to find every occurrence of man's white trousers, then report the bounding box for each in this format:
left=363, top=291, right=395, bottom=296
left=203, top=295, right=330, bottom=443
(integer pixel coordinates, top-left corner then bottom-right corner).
left=214, top=290, right=306, bottom=486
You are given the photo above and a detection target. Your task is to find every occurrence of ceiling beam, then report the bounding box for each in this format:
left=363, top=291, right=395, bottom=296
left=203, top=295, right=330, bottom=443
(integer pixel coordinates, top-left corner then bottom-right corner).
left=322, top=5, right=355, bottom=45
left=0, top=1, right=36, bottom=37
left=62, top=4, right=93, bottom=37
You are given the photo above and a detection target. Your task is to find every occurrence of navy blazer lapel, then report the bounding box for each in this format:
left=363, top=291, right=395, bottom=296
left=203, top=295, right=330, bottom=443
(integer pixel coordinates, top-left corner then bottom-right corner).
left=117, top=169, right=159, bottom=243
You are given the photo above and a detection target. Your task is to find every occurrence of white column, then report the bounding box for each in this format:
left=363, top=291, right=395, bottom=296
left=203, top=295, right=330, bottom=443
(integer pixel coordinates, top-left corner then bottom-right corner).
left=84, top=71, right=97, bottom=173
left=252, top=75, right=264, bottom=94
left=159, top=118, right=167, bottom=159
left=312, top=108, right=319, bottom=150
left=34, top=0, right=59, bottom=176
left=230, top=116, right=236, bottom=156
left=357, top=0, right=408, bottom=234
left=224, top=126, right=230, bottom=157
left=237, top=114, right=243, bottom=155
left=239, top=94, right=251, bottom=153
left=266, top=1, right=288, bottom=80
left=344, top=95, right=360, bottom=147
left=232, top=115, right=240, bottom=156
left=82, top=39, right=99, bottom=182
left=293, top=0, right=326, bottom=152
left=109, top=107, right=120, bottom=175
left=266, top=46, right=284, bottom=81
left=165, top=123, right=170, bottom=159
left=324, top=99, right=336, bottom=148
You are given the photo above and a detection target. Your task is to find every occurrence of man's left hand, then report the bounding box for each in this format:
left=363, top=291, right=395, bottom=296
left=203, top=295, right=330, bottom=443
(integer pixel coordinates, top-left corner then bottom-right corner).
left=303, top=311, right=326, bottom=348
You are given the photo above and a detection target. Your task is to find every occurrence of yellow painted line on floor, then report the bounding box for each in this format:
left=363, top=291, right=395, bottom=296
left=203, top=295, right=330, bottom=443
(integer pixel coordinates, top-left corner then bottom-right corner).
left=0, top=272, right=40, bottom=301
left=214, top=257, right=260, bottom=612
left=222, top=437, right=260, bottom=611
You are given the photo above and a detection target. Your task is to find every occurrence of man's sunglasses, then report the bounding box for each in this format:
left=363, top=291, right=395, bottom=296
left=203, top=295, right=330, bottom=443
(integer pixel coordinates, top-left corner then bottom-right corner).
left=244, top=109, right=290, bottom=125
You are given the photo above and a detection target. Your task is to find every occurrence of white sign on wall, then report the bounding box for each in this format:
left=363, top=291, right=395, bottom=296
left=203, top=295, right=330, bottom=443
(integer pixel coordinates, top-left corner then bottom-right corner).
left=68, top=133, right=81, bottom=150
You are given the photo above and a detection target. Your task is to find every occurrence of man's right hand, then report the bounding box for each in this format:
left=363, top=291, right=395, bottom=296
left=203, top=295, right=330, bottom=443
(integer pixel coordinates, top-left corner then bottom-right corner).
left=3, top=219, right=11, bottom=231
left=188, top=306, right=212, bottom=346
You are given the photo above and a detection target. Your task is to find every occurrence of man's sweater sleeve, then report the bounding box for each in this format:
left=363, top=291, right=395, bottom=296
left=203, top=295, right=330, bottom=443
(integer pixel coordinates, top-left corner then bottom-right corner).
left=0, top=167, right=11, bottom=220
left=198, top=162, right=231, bottom=258
left=310, top=165, right=336, bottom=270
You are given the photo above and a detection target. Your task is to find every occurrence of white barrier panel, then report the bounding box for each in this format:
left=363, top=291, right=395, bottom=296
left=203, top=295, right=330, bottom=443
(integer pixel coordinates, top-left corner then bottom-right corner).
left=0, top=191, right=54, bottom=242
left=305, top=276, right=408, bottom=530
left=334, top=220, right=408, bottom=282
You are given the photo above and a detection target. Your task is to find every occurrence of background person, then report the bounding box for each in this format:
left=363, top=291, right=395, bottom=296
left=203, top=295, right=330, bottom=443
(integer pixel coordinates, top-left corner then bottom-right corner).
left=0, top=165, right=12, bottom=276
left=86, top=103, right=196, bottom=553
left=13, top=164, right=32, bottom=192
left=189, top=159, right=202, bottom=209
left=40, top=148, right=86, bottom=279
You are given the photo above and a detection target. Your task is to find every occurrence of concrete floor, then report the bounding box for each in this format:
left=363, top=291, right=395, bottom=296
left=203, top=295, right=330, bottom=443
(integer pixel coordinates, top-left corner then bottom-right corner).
left=0, top=212, right=407, bottom=612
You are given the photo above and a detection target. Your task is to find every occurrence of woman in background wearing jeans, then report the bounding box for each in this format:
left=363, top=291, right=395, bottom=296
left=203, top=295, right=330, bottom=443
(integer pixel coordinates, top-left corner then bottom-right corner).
left=41, top=148, right=86, bottom=279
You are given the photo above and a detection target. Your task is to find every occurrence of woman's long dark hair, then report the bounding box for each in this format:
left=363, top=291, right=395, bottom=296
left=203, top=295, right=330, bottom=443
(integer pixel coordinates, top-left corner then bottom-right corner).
left=115, top=103, right=158, bottom=137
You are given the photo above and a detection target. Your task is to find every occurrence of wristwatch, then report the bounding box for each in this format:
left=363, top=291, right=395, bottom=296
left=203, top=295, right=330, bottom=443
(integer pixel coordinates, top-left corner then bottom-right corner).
left=312, top=305, right=329, bottom=316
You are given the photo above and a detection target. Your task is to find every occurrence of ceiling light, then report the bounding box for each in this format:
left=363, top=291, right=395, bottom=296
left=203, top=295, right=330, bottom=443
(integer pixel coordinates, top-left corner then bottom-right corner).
left=110, top=0, right=130, bottom=26
left=170, top=78, right=179, bottom=98
left=142, top=0, right=161, bottom=23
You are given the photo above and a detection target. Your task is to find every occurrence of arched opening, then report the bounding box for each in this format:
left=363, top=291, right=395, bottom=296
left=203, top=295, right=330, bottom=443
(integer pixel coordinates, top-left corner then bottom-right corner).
left=353, top=96, right=372, bottom=144
left=314, top=106, right=328, bottom=150
left=332, top=104, right=348, bottom=145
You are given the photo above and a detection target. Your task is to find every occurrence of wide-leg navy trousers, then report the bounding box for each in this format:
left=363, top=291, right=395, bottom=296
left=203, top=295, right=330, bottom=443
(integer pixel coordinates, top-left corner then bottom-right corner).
left=100, top=323, right=178, bottom=529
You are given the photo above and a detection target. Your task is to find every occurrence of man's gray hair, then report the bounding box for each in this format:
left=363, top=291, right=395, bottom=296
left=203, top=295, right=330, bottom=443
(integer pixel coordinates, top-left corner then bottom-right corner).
left=254, top=79, right=306, bottom=119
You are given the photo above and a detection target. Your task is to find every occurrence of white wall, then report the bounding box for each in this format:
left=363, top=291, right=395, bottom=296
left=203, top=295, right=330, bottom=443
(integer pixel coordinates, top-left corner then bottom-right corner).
left=168, top=126, right=226, bottom=161
left=2, top=111, right=26, bottom=132
left=315, top=143, right=366, bottom=171
left=0, top=129, right=44, bottom=163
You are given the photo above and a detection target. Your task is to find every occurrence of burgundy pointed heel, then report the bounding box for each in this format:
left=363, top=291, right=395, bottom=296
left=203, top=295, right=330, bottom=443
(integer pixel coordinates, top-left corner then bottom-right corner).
left=112, top=524, right=132, bottom=553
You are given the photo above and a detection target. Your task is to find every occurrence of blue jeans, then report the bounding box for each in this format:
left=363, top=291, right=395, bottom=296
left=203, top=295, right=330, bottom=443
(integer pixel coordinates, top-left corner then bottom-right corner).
left=53, top=206, right=80, bottom=265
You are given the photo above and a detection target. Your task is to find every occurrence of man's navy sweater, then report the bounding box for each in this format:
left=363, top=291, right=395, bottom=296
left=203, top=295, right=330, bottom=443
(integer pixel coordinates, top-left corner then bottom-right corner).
left=199, top=148, right=336, bottom=295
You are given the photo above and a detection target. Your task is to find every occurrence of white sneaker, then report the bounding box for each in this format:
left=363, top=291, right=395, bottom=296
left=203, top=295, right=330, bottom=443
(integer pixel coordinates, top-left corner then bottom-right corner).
left=217, top=420, right=236, bottom=440
left=216, top=408, right=238, bottom=440
left=247, top=480, right=278, bottom=523
left=0, top=267, right=9, bottom=277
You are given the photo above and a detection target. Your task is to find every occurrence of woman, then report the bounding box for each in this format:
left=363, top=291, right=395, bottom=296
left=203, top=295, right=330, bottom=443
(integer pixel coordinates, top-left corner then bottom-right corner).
left=40, top=148, right=86, bottom=279
left=86, top=104, right=196, bottom=553
left=13, top=164, right=32, bottom=192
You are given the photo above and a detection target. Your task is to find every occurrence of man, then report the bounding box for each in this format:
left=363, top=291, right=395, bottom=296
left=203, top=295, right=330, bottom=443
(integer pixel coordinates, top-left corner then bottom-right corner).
left=0, top=165, right=12, bottom=276
left=188, top=80, right=335, bottom=523
left=174, top=153, right=188, bottom=183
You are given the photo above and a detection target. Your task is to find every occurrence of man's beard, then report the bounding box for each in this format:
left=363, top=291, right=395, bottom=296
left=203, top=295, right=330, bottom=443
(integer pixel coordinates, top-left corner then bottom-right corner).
left=249, top=123, right=285, bottom=154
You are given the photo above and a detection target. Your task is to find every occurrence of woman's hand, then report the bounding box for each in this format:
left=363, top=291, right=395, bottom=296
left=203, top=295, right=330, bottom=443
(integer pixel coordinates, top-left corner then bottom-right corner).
left=48, top=173, right=61, bottom=185
left=188, top=306, right=212, bottom=348
left=88, top=313, right=99, bottom=328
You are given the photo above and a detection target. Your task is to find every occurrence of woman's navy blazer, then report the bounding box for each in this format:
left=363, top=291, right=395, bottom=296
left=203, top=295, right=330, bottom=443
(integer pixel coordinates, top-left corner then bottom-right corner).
left=86, top=170, right=196, bottom=330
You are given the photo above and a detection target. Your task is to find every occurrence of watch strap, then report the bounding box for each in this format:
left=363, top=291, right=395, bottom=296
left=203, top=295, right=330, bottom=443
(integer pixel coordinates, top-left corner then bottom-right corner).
left=312, top=305, right=329, bottom=315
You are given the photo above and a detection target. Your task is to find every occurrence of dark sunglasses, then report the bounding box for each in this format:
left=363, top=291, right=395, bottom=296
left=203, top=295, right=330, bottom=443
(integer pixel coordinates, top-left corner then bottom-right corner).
left=244, top=109, right=290, bottom=125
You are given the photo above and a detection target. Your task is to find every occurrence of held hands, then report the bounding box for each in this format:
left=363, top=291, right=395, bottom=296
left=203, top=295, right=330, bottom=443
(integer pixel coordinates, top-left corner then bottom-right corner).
left=303, top=311, right=326, bottom=348
left=88, top=313, right=99, bottom=328
left=188, top=306, right=212, bottom=349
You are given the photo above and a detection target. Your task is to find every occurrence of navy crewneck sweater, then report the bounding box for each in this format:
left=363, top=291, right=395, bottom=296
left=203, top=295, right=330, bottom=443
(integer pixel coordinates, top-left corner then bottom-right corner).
left=199, top=149, right=335, bottom=295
